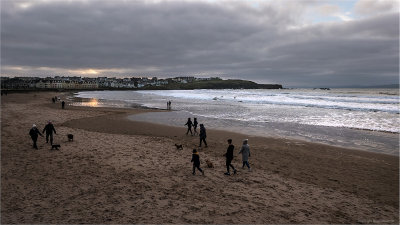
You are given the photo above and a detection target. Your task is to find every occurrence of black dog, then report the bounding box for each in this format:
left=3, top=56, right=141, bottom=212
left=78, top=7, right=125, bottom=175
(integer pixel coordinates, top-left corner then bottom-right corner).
left=51, top=144, right=61, bottom=150
left=67, top=134, right=74, bottom=141
left=175, top=144, right=183, bottom=150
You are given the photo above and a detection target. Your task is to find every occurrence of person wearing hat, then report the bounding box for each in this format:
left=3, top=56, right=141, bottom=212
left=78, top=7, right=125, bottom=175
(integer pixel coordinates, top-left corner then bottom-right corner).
left=29, top=124, right=43, bottom=149
left=42, top=121, right=57, bottom=145
left=238, top=139, right=251, bottom=171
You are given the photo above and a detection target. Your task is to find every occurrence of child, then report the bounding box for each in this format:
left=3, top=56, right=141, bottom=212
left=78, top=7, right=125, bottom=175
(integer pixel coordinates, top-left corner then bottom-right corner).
left=191, top=149, right=204, bottom=175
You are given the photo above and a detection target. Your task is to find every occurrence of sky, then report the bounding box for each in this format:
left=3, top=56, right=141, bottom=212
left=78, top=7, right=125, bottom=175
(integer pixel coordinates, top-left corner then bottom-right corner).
left=1, top=0, right=399, bottom=87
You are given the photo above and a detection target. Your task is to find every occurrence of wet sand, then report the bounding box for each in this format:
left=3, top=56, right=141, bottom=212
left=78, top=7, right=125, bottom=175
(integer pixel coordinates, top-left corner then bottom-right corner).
left=1, top=92, right=399, bottom=224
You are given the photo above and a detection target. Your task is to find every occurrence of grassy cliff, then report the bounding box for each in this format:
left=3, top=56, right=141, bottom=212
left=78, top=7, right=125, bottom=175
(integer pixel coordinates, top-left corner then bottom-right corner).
left=142, top=79, right=282, bottom=90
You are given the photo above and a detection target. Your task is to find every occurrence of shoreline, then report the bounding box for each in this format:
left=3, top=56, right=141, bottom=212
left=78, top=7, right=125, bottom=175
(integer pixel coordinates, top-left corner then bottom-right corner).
left=71, top=94, right=399, bottom=156
left=127, top=111, right=400, bottom=156
left=71, top=92, right=399, bottom=156
left=2, top=91, right=399, bottom=224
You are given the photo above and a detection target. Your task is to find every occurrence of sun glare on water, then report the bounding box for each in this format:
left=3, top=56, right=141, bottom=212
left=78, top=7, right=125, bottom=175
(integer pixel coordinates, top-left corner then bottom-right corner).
left=87, top=98, right=99, bottom=107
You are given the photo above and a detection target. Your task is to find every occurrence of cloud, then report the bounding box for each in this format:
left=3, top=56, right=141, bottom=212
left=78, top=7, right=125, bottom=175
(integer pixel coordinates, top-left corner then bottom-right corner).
left=354, top=0, right=399, bottom=16
left=1, top=0, right=399, bottom=87
left=317, top=4, right=341, bottom=15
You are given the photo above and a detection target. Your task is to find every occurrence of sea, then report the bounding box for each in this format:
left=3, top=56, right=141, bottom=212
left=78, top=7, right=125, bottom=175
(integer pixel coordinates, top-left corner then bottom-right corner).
left=72, top=88, right=400, bottom=156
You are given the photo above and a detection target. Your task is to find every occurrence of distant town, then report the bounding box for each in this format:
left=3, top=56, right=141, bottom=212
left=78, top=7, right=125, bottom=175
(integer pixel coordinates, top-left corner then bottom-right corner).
left=0, top=76, right=283, bottom=90
left=0, top=76, right=219, bottom=90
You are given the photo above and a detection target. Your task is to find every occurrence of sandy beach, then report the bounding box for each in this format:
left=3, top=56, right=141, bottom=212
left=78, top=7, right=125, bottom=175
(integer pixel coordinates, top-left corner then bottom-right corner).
left=1, top=91, right=398, bottom=224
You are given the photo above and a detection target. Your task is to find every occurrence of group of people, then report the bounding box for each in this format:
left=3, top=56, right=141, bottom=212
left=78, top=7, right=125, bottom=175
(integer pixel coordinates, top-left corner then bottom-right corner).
left=51, top=96, right=59, bottom=103
left=52, top=96, right=65, bottom=109
left=29, top=103, right=249, bottom=177
left=186, top=116, right=251, bottom=176
left=185, top=118, right=207, bottom=147
left=166, top=101, right=172, bottom=110
left=29, top=121, right=57, bottom=149
left=191, top=138, right=251, bottom=176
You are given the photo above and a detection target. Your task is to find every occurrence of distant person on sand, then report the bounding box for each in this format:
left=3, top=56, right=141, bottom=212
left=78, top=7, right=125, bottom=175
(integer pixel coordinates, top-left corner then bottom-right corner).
left=185, top=118, right=193, bottom=135
left=224, top=139, right=237, bottom=175
left=191, top=149, right=204, bottom=175
left=43, top=121, right=57, bottom=145
left=29, top=124, right=43, bottom=149
left=61, top=101, right=65, bottom=109
left=239, top=139, right=251, bottom=171
left=199, top=124, right=207, bottom=148
left=193, top=118, right=198, bottom=135
left=52, top=97, right=55, bottom=103
left=167, top=100, right=172, bottom=110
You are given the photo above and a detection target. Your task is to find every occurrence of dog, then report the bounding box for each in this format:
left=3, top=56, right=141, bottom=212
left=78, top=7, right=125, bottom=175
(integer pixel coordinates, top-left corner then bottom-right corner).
left=67, top=134, right=74, bottom=141
left=51, top=144, right=61, bottom=150
left=175, top=144, right=183, bottom=150
left=205, top=159, right=214, bottom=168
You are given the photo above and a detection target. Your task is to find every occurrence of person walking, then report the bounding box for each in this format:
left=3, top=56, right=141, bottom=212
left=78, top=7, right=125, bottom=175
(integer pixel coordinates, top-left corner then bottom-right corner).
left=43, top=121, right=57, bottom=145
left=193, top=118, right=198, bottom=135
left=185, top=118, right=193, bottom=135
left=239, top=139, right=251, bottom=171
left=191, top=149, right=204, bottom=175
left=224, top=139, right=237, bottom=175
left=61, top=101, right=65, bottom=109
left=199, top=124, right=207, bottom=148
left=29, top=124, right=43, bottom=149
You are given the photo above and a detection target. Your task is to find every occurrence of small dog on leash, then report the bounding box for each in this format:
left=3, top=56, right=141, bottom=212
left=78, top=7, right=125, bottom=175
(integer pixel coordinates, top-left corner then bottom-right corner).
left=67, top=134, right=74, bottom=141
left=51, top=144, right=61, bottom=150
left=175, top=144, right=183, bottom=150
left=205, top=160, right=214, bottom=168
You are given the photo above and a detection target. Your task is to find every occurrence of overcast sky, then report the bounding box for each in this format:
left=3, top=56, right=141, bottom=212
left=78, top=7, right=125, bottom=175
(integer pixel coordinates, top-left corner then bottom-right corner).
left=1, top=0, right=399, bottom=87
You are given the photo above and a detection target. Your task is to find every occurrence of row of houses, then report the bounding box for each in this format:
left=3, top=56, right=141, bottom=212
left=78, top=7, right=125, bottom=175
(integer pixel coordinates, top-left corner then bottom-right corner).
left=35, top=80, right=99, bottom=89
left=0, top=76, right=217, bottom=90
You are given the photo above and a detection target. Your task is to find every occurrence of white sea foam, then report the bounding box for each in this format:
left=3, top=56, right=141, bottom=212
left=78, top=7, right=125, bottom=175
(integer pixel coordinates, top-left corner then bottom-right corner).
left=76, top=88, right=400, bottom=133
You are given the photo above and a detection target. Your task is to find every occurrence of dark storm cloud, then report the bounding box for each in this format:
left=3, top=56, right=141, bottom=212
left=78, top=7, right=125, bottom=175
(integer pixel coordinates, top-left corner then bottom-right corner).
left=1, top=0, right=399, bottom=87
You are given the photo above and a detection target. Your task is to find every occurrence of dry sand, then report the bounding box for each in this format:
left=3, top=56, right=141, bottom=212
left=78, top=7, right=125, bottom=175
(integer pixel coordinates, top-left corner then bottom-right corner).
left=1, top=91, right=398, bottom=224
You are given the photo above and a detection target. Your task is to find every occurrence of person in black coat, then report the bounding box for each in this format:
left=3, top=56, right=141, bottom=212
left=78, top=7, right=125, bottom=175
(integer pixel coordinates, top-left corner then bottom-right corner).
left=185, top=118, right=193, bottom=135
left=193, top=118, right=198, bottom=135
left=191, top=149, right=204, bottom=175
left=199, top=124, right=207, bottom=148
left=29, top=124, right=43, bottom=149
left=42, top=121, right=56, bottom=145
left=61, top=101, right=65, bottom=109
left=224, top=139, right=237, bottom=175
